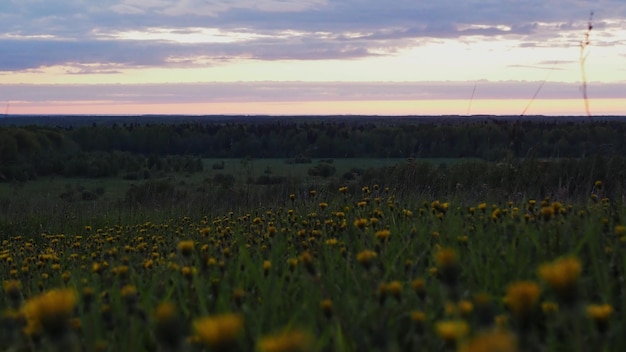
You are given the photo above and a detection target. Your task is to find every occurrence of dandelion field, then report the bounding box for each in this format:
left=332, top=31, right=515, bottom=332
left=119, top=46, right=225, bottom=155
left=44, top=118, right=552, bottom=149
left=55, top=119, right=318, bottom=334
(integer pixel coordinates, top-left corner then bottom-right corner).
left=2, top=182, right=626, bottom=352
left=2, top=117, right=626, bottom=351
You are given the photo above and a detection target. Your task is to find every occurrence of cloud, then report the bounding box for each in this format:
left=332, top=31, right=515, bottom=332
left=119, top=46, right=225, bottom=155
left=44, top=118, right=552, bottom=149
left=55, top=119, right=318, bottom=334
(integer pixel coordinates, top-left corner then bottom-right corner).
left=1, top=1, right=625, bottom=71
left=1, top=81, right=623, bottom=105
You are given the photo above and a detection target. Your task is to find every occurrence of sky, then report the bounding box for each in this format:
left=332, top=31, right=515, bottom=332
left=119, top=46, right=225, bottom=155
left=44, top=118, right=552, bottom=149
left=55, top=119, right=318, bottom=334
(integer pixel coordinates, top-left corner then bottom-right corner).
left=1, top=0, right=625, bottom=116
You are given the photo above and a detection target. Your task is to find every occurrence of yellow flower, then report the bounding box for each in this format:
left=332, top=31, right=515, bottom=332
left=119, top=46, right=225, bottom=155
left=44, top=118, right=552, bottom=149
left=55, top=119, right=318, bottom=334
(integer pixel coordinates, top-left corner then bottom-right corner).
left=435, top=320, right=469, bottom=343
left=177, top=240, right=195, bottom=257
left=353, top=218, right=368, bottom=229
left=257, top=329, right=312, bottom=352
left=412, top=278, right=427, bottom=299
left=121, top=285, right=138, bottom=306
left=504, top=281, right=540, bottom=320
left=3, top=280, right=21, bottom=303
left=356, top=250, right=377, bottom=269
left=435, top=247, right=460, bottom=286
left=410, top=310, right=427, bottom=323
left=21, top=288, right=78, bottom=337
left=375, top=229, right=390, bottom=241
left=263, top=260, right=272, bottom=276
left=193, top=313, right=244, bottom=350
left=320, top=299, right=333, bottom=318
left=459, top=330, right=517, bottom=352
left=387, top=281, right=402, bottom=300
left=587, top=304, right=612, bottom=332
left=540, top=206, right=554, bottom=220
left=538, top=257, right=581, bottom=305
left=154, top=302, right=182, bottom=348
left=541, top=301, right=559, bottom=314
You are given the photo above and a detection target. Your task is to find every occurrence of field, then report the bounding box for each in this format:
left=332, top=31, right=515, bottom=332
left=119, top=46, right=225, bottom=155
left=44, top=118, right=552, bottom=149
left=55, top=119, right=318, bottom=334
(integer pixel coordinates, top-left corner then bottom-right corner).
left=1, top=116, right=626, bottom=351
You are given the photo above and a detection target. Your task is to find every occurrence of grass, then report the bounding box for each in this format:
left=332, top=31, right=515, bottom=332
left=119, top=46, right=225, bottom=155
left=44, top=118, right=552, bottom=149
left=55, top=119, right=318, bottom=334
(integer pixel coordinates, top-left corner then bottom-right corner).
left=1, top=179, right=625, bottom=351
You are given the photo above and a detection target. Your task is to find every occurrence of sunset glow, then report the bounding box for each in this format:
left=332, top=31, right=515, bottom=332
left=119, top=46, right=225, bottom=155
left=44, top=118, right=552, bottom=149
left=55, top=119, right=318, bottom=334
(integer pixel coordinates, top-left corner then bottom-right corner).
left=1, top=1, right=625, bottom=116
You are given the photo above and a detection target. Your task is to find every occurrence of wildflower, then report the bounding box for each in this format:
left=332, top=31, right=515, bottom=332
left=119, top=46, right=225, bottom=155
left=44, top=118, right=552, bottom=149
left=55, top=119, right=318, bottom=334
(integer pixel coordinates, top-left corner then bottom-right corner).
left=459, top=330, right=517, bottom=352
left=257, top=329, right=313, bottom=352
left=178, top=240, right=195, bottom=258
left=540, top=206, right=554, bottom=221
left=412, top=278, right=426, bottom=300
left=21, top=288, right=78, bottom=338
left=320, top=299, right=333, bottom=319
left=263, top=260, right=272, bottom=276
left=541, top=301, right=559, bottom=315
left=232, top=288, right=246, bottom=307
left=300, top=252, right=316, bottom=276
left=505, top=281, right=540, bottom=328
left=538, top=257, right=581, bottom=306
left=458, top=300, right=474, bottom=318
left=356, top=250, right=377, bottom=270
left=154, top=302, right=183, bottom=349
left=287, top=258, right=298, bottom=272
left=387, top=281, right=402, bottom=301
left=82, top=287, right=94, bottom=311
left=410, top=310, right=427, bottom=330
left=615, top=225, right=626, bottom=236
left=587, top=304, right=612, bottom=333
left=435, top=320, right=469, bottom=345
left=435, top=247, right=460, bottom=288
left=3, top=280, right=22, bottom=306
left=181, top=266, right=196, bottom=280
left=375, top=229, right=390, bottom=242
left=353, top=218, right=368, bottom=230
left=192, top=313, right=244, bottom=351
left=473, top=293, right=494, bottom=328
left=121, top=285, right=139, bottom=308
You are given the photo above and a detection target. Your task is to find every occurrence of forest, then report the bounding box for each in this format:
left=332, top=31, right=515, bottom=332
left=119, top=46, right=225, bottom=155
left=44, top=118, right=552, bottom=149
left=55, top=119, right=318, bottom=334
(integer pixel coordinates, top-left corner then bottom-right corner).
left=2, top=116, right=625, bottom=182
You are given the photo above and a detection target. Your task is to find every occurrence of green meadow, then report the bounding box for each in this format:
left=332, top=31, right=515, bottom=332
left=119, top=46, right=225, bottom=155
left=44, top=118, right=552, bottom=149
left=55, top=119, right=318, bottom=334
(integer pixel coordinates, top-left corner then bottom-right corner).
left=1, top=117, right=626, bottom=351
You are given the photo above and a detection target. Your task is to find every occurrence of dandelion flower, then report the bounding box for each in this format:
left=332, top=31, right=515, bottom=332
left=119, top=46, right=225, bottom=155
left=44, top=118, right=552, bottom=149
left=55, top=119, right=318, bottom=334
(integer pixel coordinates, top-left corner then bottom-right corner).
left=435, top=320, right=469, bottom=344
left=154, top=302, right=183, bottom=349
left=504, top=281, right=540, bottom=327
left=21, top=288, right=78, bottom=338
left=257, top=329, right=312, bottom=352
left=459, top=330, right=517, bottom=352
left=538, top=257, right=581, bottom=306
left=192, top=313, right=244, bottom=351
left=177, top=240, right=195, bottom=257
left=435, top=247, right=460, bottom=287
left=587, top=304, right=612, bottom=333
left=356, top=250, right=377, bottom=270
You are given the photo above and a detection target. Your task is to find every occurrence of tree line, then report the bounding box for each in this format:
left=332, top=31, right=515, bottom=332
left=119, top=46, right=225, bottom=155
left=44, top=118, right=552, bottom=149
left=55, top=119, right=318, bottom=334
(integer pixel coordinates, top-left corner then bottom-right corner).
left=1, top=118, right=625, bottom=182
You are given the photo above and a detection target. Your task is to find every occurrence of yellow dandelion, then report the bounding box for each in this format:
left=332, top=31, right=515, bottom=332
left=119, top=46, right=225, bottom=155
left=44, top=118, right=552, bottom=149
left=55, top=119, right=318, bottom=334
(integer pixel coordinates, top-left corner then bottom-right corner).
left=587, top=304, right=612, bottom=332
left=459, top=330, right=517, bottom=352
left=257, top=329, right=312, bottom=352
left=353, top=218, right=368, bottom=229
left=435, top=320, right=469, bottom=343
left=154, top=302, right=182, bottom=348
left=320, top=299, right=333, bottom=318
left=505, top=281, right=540, bottom=322
left=435, top=247, right=460, bottom=286
left=193, top=313, right=244, bottom=350
left=375, top=229, right=390, bottom=241
left=356, top=250, right=377, bottom=269
left=21, top=288, right=78, bottom=337
left=538, top=257, right=581, bottom=305
left=177, top=240, right=195, bottom=257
